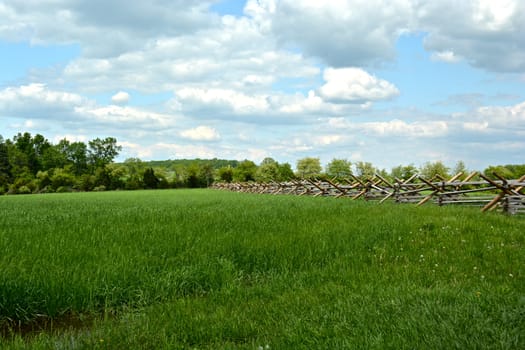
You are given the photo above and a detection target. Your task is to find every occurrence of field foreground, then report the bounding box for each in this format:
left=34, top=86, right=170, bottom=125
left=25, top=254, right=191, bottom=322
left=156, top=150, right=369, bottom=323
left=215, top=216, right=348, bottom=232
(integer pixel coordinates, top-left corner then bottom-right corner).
left=0, top=189, right=524, bottom=349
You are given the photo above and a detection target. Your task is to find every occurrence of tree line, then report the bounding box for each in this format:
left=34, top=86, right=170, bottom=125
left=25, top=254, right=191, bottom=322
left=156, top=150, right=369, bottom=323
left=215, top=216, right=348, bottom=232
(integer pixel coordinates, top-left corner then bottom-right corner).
left=1, top=132, right=523, bottom=195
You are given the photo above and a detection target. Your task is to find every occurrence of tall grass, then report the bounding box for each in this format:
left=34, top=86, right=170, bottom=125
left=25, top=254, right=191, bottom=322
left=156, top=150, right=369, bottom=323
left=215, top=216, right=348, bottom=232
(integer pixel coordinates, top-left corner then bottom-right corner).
left=0, top=189, right=524, bottom=349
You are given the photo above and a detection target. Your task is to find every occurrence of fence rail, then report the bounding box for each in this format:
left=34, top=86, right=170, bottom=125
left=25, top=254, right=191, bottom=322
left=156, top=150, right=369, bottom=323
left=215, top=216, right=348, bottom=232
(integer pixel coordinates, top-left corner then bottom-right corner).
left=210, top=172, right=525, bottom=215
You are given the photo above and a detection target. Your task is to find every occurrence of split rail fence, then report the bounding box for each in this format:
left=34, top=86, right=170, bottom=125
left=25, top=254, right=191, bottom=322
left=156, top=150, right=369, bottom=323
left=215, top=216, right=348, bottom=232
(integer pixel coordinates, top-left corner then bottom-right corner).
left=211, top=172, right=525, bottom=215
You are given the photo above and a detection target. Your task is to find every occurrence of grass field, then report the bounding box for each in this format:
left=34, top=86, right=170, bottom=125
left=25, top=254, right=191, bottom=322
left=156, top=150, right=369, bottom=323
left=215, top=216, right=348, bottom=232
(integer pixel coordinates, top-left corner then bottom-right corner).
left=0, top=189, right=524, bottom=349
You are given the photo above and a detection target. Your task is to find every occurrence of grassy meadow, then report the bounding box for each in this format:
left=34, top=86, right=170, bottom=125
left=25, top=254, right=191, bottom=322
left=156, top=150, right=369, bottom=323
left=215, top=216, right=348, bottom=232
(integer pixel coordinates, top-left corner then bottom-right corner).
left=0, top=189, right=524, bottom=349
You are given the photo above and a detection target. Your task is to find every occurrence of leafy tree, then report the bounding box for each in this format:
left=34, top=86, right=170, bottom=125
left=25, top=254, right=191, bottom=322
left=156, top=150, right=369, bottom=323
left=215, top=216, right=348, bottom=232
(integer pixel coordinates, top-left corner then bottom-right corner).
left=93, top=166, right=112, bottom=190
left=391, top=164, right=418, bottom=181
left=255, top=158, right=280, bottom=182
left=326, top=158, right=352, bottom=179
left=123, top=158, right=145, bottom=189
left=217, top=166, right=234, bottom=183
left=354, top=161, right=376, bottom=179
left=50, top=167, right=76, bottom=191
left=36, top=170, right=52, bottom=191
left=143, top=168, right=160, bottom=189
left=485, top=164, right=525, bottom=179
left=41, top=145, right=68, bottom=170
left=296, top=157, right=322, bottom=179
left=64, top=140, right=89, bottom=175
left=0, top=136, right=12, bottom=188
left=277, top=163, right=295, bottom=181
left=88, top=137, right=122, bottom=170
left=200, top=163, right=215, bottom=187
left=186, top=163, right=206, bottom=188
left=233, top=160, right=258, bottom=182
left=483, top=165, right=514, bottom=180
left=420, top=161, right=450, bottom=180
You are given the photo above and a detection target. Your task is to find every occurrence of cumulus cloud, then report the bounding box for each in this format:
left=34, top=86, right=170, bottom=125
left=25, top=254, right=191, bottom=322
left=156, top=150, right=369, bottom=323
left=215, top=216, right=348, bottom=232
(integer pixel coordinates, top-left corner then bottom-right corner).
left=0, top=0, right=218, bottom=57
left=319, top=68, right=399, bottom=104
left=0, top=83, right=89, bottom=118
left=111, top=91, right=130, bottom=105
left=270, top=0, right=414, bottom=67
left=361, top=120, right=449, bottom=137
left=327, top=117, right=449, bottom=138
left=176, top=88, right=270, bottom=114
left=430, top=50, right=462, bottom=63
left=180, top=125, right=221, bottom=141
left=81, top=105, right=179, bottom=130
left=417, top=0, right=525, bottom=72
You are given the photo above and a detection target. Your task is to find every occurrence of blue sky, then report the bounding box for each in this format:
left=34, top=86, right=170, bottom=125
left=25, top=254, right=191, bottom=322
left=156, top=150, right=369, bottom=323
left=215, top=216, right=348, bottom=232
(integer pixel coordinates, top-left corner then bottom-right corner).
left=1, top=0, right=524, bottom=172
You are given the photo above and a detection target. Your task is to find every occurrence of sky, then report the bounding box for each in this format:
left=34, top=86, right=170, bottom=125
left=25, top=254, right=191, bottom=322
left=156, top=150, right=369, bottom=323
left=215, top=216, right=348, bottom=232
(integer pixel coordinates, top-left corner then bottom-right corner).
left=1, top=0, right=524, bottom=172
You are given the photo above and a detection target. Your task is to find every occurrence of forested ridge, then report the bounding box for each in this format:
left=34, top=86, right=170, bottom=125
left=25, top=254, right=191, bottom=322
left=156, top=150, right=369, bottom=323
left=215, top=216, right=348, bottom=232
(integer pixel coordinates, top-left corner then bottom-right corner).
left=0, top=132, right=524, bottom=195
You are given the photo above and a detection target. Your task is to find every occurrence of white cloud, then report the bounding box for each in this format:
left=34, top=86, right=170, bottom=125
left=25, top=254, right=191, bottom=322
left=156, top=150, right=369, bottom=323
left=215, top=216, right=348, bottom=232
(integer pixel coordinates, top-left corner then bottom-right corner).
left=270, top=0, right=414, bottom=67
left=111, top=91, right=130, bottom=105
left=361, top=119, right=448, bottom=137
left=430, top=50, right=462, bottom=63
left=82, top=105, right=179, bottom=129
left=180, top=126, right=221, bottom=141
left=176, top=88, right=269, bottom=114
left=418, top=0, right=525, bottom=72
left=0, top=83, right=89, bottom=118
left=319, top=68, right=399, bottom=103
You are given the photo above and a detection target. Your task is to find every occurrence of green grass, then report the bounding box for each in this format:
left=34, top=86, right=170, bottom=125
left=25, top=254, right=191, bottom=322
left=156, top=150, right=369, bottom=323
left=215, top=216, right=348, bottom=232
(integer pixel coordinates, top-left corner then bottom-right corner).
left=0, top=189, right=524, bottom=349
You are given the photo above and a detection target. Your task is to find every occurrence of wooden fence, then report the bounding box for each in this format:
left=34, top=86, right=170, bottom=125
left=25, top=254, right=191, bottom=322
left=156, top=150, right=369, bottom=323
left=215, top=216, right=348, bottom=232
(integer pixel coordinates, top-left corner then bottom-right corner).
left=210, top=172, right=525, bottom=215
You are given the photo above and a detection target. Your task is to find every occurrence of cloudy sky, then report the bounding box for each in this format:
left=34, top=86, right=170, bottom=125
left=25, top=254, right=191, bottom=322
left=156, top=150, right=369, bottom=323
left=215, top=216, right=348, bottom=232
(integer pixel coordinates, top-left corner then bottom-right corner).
left=1, top=0, right=524, bottom=171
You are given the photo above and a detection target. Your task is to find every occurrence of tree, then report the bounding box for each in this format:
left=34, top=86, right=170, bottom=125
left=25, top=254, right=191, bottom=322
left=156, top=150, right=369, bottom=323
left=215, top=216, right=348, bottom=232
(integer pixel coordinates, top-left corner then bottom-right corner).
left=296, top=157, right=322, bottom=179
left=277, top=163, right=295, bottom=181
left=390, top=164, right=418, bottom=181
left=57, top=140, right=89, bottom=175
left=123, top=158, right=145, bottom=189
left=11, top=132, right=51, bottom=175
left=143, top=168, right=160, bottom=189
left=0, top=136, right=12, bottom=189
left=483, top=165, right=514, bottom=180
left=255, top=158, right=280, bottom=182
left=88, top=137, right=122, bottom=170
left=217, top=166, right=234, bottom=183
left=326, top=158, right=352, bottom=179
left=354, top=161, right=376, bottom=179
left=233, top=160, right=258, bottom=182
left=420, top=161, right=450, bottom=180
left=452, top=160, right=469, bottom=180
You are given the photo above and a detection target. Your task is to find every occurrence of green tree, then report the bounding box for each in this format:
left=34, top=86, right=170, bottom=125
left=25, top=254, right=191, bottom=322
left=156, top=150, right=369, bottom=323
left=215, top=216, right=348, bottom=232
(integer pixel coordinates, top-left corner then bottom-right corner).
left=420, top=161, right=450, bottom=180
left=391, top=164, right=418, bottom=181
left=483, top=165, right=514, bottom=180
left=255, top=158, right=280, bottom=182
left=296, top=157, right=322, bottom=179
left=41, top=144, right=68, bottom=170
left=0, top=136, right=12, bottom=189
left=88, top=137, right=122, bottom=170
left=62, top=140, right=89, bottom=175
left=186, top=163, right=205, bottom=188
left=326, top=158, right=352, bottom=179
left=354, top=161, right=376, bottom=179
left=123, top=158, right=145, bottom=189
left=233, top=160, right=258, bottom=182
left=217, top=166, right=234, bottom=183
left=143, top=168, right=160, bottom=189
left=451, top=160, right=470, bottom=180
left=277, top=163, right=295, bottom=181
left=50, top=167, right=76, bottom=191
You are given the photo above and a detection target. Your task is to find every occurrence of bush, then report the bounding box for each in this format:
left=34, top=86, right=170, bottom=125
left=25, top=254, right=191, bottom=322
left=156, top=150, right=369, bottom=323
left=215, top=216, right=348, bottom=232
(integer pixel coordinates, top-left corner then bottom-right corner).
left=17, top=185, right=32, bottom=194
left=56, top=186, right=72, bottom=193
